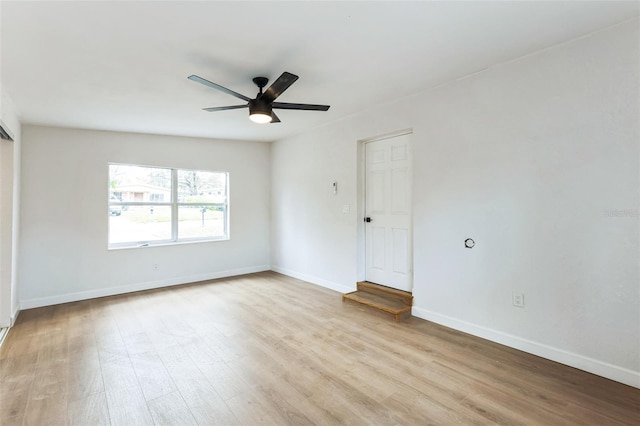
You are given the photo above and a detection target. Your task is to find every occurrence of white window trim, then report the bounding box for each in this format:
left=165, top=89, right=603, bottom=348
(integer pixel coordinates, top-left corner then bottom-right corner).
left=108, top=164, right=229, bottom=249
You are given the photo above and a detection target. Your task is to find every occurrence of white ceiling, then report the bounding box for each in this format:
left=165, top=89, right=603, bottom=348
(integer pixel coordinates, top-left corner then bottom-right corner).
left=1, top=1, right=638, bottom=142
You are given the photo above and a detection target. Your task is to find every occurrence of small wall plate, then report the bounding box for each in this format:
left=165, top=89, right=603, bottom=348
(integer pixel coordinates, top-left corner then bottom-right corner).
left=464, top=238, right=475, bottom=248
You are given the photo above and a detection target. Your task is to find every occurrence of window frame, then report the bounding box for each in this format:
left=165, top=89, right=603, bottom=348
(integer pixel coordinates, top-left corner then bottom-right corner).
left=108, top=163, right=229, bottom=249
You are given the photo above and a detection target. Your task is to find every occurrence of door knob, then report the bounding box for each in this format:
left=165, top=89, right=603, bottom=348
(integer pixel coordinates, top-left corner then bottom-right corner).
left=364, top=217, right=372, bottom=223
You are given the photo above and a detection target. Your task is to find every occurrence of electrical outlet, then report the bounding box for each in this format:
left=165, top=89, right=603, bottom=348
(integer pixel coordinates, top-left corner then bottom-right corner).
left=153, top=263, right=158, bottom=271
left=512, top=292, right=524, bottom=307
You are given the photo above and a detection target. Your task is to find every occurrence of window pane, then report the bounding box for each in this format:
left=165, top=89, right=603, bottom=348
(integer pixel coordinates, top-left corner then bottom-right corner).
left=177, top=170, right=227, bottom=203
left=178, top=206, right=226, bottom=239
left=109, top=205, right=172, bottom=244
left=109, top=164, right=171, bottom=203
left=108, top=164, right=229, bottom=247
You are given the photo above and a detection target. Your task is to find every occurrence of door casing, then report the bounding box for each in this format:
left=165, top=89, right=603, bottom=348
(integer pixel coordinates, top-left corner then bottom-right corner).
left=357, top=129, right=413, bottom=292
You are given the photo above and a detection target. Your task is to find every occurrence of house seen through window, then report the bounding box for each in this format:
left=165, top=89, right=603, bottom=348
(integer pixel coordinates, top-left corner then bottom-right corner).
left=108, top=164, right=228, bottom=248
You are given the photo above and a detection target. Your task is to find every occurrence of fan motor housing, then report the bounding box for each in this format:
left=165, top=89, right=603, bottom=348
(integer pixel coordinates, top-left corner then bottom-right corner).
left=249, top=99, right=272, bottom=116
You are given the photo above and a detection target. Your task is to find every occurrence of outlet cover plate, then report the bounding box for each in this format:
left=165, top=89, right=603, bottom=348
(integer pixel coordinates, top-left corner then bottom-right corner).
left=512, top=292, right=524, bottom=307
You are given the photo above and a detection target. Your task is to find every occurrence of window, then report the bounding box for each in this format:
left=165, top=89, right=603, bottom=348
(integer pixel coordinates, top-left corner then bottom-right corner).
left=108, top=164, right=228, bottom=248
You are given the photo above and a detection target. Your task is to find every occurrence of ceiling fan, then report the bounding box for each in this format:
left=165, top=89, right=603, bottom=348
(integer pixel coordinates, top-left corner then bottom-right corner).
left=188, top=72, right=330, bottom=124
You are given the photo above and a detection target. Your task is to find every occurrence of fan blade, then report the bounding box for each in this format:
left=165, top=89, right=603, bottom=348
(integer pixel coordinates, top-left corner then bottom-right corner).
left=272, top=102, right=330, bottom=111
left=261, top=72, right=299, bottom=103
left=188, top=75, right=252, bottom=102
left=202, top=105, right=248, bottom=112
left=270, top=112, right=281, bottom=123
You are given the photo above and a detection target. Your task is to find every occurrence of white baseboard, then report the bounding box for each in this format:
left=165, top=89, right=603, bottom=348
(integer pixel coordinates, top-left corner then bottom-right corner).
left=412, top=306, right=640, bottom=389
left=20, top=265, right=270, bottom=310
left=10, top=304, right=19, bottom=326
left=0, top=302, right=20, bottom=328
left=271, top=266, right=355, bottom=294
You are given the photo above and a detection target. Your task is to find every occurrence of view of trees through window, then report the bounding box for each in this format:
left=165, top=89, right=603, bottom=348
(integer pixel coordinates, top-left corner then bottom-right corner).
left=108, top=164, right=228, bottom=247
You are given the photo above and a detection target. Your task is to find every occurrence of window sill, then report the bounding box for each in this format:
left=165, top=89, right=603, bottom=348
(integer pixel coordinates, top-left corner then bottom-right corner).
left=108, top=237, right=230, bottom=251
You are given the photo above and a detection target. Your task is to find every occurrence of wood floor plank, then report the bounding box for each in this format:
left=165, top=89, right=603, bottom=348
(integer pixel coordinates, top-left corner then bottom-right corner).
left=23, top=327, right=70, bottom=426
left=67, top=391, right=110, bottom=426
left=157, top=344, right=226, bottom=409
left=224, top=389, right=286, bottom=425
left=187, top=345, right=254, bottom=401
left=187, top=397, right=237, bottom=425
left=121, top=331, right=156, bottom=356
left=22, top=391, right=68, bottom=426
left=100, top=357, right=154, bottom=425
left=228, top=354, right=354, bottom=425
left=0, top=387, right=29, bottom=419
left=0, top=271, right=637, bottom=425
left=0, top=356, right=35, bottom=425
left=147, top=391, right=198, bottom=425
left=67, top=362, right=104, bottom=403
left=129, top=350, right=178, bottom=402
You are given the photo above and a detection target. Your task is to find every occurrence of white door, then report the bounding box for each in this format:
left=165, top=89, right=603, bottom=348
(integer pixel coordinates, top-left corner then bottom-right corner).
left=365, top=133, right=412, bottom=291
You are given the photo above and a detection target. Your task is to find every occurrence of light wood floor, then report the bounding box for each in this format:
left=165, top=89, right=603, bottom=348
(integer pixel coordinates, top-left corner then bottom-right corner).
left=1, top=272, right=638, bottom=425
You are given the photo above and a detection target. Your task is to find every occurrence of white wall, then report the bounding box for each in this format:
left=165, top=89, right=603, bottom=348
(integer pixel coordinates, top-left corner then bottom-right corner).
left=0, top=88, right=21, bottom=327
left=271, top=19, right=640, bottom=387
left=19, top=126, right=270, bottom=307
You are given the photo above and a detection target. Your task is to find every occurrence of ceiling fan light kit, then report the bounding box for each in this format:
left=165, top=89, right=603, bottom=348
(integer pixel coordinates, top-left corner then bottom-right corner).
left=248, top=99, right=273, bottom=124
left=188, top=72, right=330, bottom=124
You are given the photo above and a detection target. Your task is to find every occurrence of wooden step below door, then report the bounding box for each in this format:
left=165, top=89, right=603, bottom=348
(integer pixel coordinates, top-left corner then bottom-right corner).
left=343, top=281, right=412, bottom=321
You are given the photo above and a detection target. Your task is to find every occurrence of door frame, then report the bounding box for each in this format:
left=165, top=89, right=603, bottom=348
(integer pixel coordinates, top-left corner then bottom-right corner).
left=356, top=128, right=413, bottom=288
